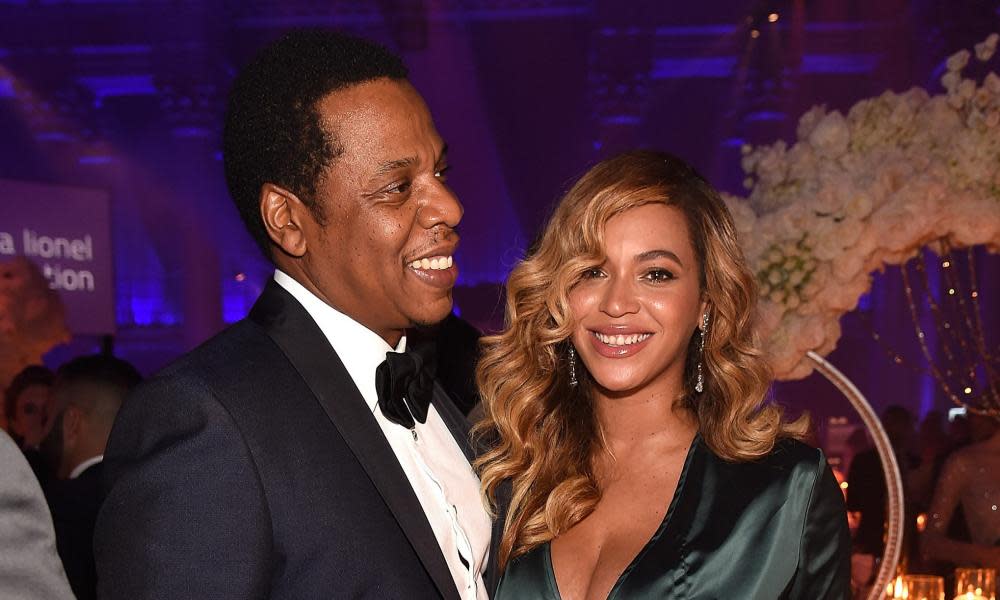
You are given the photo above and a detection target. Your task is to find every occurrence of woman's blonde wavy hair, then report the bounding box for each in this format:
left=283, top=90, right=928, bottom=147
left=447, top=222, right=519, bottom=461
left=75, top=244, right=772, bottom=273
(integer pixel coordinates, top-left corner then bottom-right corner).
left=473, top=150, right=807, bottom=569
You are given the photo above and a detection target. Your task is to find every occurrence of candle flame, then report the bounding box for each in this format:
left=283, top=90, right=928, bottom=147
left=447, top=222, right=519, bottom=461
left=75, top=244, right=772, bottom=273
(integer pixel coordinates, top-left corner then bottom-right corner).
left=892, top=575, right=906, bottom=598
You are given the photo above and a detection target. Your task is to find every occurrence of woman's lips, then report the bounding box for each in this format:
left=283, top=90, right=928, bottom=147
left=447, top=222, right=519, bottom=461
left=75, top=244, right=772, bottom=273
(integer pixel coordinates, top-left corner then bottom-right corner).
left=586, top=330, right=653, bottom=358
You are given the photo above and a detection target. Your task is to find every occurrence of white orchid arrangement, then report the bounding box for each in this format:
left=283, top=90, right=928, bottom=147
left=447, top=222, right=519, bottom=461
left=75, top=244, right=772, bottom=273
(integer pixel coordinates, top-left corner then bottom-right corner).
left=726, top=33, right=1000, bottom=380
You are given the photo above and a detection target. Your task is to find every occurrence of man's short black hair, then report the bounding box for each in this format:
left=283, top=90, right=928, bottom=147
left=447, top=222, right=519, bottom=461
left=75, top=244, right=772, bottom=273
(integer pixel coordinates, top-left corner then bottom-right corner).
left=54, top=354, right=142, bottom=398
left=223, top=29, right=409, bottom=259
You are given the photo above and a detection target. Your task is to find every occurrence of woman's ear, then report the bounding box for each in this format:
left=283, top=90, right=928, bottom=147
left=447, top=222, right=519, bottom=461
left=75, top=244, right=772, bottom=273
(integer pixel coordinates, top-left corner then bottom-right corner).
left=260, top=183, right=309, bottom=258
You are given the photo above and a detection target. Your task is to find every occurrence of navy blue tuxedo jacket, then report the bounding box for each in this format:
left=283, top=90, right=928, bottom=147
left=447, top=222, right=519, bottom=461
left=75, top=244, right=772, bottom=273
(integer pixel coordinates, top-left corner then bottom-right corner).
left=95, top=280, right=500, bottom=599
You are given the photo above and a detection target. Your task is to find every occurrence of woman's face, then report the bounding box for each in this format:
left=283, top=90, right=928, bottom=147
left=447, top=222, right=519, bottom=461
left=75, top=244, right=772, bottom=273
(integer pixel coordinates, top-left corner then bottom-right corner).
left=568, top=203, right=706, bottom=397
left=12, top=384, right=52, bottom=447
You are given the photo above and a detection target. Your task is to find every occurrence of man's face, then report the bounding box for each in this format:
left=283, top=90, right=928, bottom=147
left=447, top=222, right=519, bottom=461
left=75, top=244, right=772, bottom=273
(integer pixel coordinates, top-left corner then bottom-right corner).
left=294, top=79, right=462, bottom=343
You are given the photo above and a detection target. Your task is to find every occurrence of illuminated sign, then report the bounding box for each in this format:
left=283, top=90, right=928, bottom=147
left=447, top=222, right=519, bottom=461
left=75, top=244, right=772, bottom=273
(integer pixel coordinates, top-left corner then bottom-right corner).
left=0, top=179, right=114, bottom=334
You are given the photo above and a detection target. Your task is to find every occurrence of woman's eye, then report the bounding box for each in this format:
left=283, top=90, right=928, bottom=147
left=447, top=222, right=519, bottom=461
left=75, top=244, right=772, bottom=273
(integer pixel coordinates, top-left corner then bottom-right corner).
left=581, top=268, right=605, bottom=279
left=645, top=269, right=675, bottom=283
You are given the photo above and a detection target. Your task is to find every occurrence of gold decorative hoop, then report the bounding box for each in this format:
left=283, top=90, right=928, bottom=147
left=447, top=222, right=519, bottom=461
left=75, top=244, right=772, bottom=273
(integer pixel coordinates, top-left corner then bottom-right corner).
left=807, top=351, right=904, bottom=600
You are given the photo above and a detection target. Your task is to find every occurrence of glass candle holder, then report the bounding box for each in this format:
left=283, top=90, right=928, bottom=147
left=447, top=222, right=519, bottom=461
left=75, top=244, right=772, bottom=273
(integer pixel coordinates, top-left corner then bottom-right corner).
left=954, top=568, right=996, bottom=600
left=887, top=574, right=945, bottom=599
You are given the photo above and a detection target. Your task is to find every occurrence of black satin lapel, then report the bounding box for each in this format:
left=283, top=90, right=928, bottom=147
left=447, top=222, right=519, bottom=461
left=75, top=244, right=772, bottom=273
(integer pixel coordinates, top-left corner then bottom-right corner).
left=432, top=384, right=474, bottom=463
left=249, top=281, right=460, bottom=600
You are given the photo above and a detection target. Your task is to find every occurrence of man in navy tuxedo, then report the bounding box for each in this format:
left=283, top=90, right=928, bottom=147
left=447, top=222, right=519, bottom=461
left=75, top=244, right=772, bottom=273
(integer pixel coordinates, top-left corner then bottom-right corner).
left=95, top=30, right=497, bottom=600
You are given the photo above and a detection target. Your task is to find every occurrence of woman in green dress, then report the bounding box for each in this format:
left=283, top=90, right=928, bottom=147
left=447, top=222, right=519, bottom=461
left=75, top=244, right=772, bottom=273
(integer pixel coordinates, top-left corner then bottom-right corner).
left=474, top=151, right=850, bottom=599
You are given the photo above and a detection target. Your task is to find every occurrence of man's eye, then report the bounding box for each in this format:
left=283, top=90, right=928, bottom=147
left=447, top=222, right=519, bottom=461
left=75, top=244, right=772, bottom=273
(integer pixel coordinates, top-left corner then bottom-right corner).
left=434, top=165, right=451, bottom=181
left=581, top=268, right=604, bottom=279
left=387, top=180, right=412, bottom=194
left=645, top=269, right=675, bottom=282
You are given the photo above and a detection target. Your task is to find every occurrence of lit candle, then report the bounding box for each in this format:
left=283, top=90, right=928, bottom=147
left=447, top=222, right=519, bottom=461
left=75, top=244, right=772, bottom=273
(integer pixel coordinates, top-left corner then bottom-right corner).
left=889, top=575, right=906, bottom=598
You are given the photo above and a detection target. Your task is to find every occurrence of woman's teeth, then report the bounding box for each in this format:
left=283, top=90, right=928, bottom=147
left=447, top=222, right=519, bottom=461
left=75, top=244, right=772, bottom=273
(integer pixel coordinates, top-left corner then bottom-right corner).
left=408, top=256, right=453, bottom=270
left=592, top=332, right=651, bottom=347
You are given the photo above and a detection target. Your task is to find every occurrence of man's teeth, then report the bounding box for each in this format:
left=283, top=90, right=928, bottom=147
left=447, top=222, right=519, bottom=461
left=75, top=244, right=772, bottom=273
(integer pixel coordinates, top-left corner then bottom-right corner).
left=593, top=332, right=651, bottom=346
left=408, top=256, right=454, bottom=270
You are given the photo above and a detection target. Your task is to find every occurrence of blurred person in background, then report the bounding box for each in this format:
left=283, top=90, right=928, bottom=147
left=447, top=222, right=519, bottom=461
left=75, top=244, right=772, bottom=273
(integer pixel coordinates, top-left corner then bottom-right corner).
left=4, top=365, right=58, bottom=479
left=909, top=410, right=952, bottom=511
left=43, top=354, right=141, bottom=600
left=847, top=404, right=918, bottom=557
left=0, top=428, right=74, bottom=600
left=922, top=413, right=1000, bottom=571
left=4, top=365, right=55, bottom=450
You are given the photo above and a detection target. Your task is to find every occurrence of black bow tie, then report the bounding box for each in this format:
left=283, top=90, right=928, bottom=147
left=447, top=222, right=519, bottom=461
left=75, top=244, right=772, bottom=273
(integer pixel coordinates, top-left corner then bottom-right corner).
left=375, top=346, right=436, bottom=429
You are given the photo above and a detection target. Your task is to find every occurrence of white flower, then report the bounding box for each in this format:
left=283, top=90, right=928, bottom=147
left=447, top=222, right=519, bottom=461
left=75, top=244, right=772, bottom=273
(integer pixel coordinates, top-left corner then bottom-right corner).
left=816, top=319, right=842, bottom=356
left=796, top=106, right=828, bottom=140
left=959, top=78, right=977, bottom=99
left=808, top=111, right=850, bottom=158
left=973, top=87, right=992, bottom=109
left=844, top=193, right=874, bottom=219
left=767, top=338, right=803, bottom=380
left=975, top=33, right=999, bottom=62
left=985, top=72, right=1000, bottom=95
left=731, top=36, right=1000, bottom=381
left=943, top=195, right=1000, bottom=247
left=756, top=301, right=785, bottom=338
left=811, top=187, right=843, bottom=215
left=832, top=251, right=865, bottom=282
left=723, top=193, right=757, bottom=235
left=947, top=49, right=971, bottom=72
left=941, top=71, right=960, bottom=91
left=827, top=274, right=871, bottom=311
left=810, top=220, right=844, bottom=261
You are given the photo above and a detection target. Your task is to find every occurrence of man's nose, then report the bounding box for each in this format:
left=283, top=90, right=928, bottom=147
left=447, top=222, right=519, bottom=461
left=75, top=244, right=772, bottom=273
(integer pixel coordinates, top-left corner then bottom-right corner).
left=418, top=180, right=463, bottom=230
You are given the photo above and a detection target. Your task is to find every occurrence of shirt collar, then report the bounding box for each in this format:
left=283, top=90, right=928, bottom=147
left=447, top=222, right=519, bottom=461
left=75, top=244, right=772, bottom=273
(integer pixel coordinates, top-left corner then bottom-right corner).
left=273, top=270, right=405, bottom=412
left=69, top=455, right=104, bottom=479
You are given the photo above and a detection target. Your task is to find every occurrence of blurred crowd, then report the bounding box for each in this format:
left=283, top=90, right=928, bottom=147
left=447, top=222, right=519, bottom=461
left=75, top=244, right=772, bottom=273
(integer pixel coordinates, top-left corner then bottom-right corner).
left=2, top=354, right=141, bottom=600
left=844, top=404, right=1000, bottom=597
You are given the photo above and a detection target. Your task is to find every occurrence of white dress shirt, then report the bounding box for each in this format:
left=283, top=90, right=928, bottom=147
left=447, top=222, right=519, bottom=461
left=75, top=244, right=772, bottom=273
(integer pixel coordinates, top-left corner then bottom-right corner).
left=274, top=271, right=490, bottom=600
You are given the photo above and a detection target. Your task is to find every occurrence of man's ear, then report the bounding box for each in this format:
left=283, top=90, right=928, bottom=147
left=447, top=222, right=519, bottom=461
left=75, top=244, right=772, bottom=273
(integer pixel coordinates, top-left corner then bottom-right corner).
left=61, top=405, right=81, bottom=447
left=261, top=183, right=309, bottom=258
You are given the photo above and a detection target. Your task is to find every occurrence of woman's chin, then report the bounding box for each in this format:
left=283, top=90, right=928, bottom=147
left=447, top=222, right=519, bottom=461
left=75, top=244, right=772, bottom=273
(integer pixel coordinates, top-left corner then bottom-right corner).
left=589, top=374, right=648, bottom=397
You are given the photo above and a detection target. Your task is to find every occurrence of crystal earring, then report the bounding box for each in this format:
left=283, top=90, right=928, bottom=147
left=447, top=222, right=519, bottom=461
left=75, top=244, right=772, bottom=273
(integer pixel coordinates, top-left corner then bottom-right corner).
left=695, top=312, right=710, bottom=394
left=568, top=345, right=578, bottom=387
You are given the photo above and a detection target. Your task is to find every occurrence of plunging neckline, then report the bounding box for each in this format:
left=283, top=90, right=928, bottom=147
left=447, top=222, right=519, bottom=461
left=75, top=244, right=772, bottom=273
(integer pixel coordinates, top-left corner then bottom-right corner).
left=544, top=433, right=701, bottom=600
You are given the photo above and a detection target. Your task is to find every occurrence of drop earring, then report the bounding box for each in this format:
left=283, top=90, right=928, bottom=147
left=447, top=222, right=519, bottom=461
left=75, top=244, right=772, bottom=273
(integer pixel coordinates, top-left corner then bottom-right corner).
left=568, top=345, right=578, bottom=387
left=695, top=312, right=710, bottom=393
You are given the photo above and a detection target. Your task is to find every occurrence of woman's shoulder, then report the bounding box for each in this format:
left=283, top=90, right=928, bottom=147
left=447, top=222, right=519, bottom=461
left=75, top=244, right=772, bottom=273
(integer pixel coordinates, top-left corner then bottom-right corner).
left=703, top=435, right=827, bottom=483
left=694, top=436, right=843, bottom=529
left=766, top=436, right=826, bottom=467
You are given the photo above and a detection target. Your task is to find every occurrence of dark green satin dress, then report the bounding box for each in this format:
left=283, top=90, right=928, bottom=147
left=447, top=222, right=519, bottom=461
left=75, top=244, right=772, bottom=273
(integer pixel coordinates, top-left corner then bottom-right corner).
left=494, top=435, right=850, bottom=599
